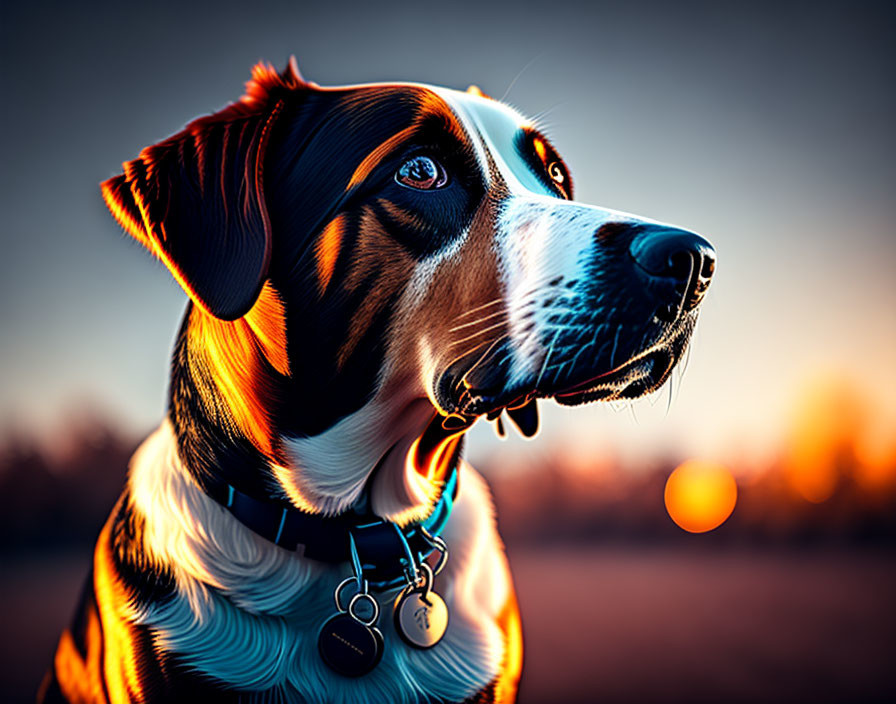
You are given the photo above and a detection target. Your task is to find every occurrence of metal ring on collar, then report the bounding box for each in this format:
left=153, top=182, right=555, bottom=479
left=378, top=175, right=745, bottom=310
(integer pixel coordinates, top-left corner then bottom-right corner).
left=348, top=592, right=380, bottom=627
left=334, top=576, right=366, bottom=613
left=420, top=527, right=449, bottom=576
left=404, top=562, right=434, bottom=601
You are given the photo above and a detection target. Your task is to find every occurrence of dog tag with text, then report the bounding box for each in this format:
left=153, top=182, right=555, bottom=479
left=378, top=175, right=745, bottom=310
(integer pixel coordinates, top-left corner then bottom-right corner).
left=319, top=586, right=384, bottom=677
left=318, top=612, right=384, bottom=677
left=393, top=564, right=448, bottom=649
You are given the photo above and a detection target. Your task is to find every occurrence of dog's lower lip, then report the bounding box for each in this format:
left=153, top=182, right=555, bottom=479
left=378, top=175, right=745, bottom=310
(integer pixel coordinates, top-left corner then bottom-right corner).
left=452, top=317, right=692, bottom=416
left=550, top=364, right=627, bottom=399
left=551, top=345, right=675, bottom=403
left=456, top=355, right=655, bottom=415
left=552, top=319, right=691, bottom=401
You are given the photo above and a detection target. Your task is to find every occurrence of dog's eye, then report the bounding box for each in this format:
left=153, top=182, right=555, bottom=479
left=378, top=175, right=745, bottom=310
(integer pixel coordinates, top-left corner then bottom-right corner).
left=547, top=161, right=566, bottom=187
left=396, top=156, right=448, bottom=190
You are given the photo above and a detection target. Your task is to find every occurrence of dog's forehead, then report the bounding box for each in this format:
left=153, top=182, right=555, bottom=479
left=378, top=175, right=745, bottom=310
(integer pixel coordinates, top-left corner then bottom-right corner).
left=341, top=81, right=554, bottom=198
left=431, top=86, right=554, bottom=197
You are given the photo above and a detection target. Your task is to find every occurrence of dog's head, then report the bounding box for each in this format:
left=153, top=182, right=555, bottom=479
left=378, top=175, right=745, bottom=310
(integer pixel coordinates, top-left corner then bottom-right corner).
left=103, top=59, right=714, bottom=518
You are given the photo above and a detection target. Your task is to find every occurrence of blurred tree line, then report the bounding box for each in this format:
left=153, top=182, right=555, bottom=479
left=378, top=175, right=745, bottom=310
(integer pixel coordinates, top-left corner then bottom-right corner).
left=485, top=453, right=896, bottom=549
left=0, top=415, right=136, bottom=552
left=1, top=400, right=895, bottom=554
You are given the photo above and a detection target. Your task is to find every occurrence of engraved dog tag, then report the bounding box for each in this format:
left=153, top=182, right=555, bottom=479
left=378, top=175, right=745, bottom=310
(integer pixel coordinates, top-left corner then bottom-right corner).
left=319, top=583, right=384, bottom=677
left=394, top=588, right=448, bottom=648
left=318, top=613, right=384, bottom=677
left=394, top=563, right=448, bottom=649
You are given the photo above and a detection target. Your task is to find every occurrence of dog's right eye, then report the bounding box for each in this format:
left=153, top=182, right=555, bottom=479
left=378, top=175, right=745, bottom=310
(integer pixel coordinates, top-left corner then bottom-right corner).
left=396, top=156, right=448, bottom=190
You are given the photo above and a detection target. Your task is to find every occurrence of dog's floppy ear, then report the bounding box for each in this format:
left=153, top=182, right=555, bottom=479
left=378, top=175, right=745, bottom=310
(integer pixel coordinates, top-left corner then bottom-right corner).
left=101, top=60, right=304, bottom=320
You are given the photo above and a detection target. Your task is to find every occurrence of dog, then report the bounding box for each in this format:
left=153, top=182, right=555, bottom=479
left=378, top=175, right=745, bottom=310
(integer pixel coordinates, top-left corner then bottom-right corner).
left=39, top=58, right=714, bottom=703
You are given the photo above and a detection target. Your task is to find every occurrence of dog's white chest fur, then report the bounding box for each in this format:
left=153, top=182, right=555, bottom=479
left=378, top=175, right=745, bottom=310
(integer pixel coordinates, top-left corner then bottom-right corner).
left=126, top=422, right=512, bottom=702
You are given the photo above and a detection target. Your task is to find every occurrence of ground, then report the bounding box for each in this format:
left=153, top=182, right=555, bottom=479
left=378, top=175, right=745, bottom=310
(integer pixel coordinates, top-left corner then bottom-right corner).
left=3, top=545, right=894, bottom=703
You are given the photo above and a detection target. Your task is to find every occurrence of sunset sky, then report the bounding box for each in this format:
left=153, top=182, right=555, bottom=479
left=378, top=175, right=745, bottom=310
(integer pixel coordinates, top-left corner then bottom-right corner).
left=1, top=0, right=894, bottom=471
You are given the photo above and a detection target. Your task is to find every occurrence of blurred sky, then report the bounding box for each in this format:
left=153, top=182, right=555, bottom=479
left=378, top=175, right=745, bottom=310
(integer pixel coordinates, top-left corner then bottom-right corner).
left=1, top=0, right=894, bottom=469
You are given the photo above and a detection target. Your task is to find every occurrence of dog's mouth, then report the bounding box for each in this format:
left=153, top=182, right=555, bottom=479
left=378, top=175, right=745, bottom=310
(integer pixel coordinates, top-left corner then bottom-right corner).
left=552, top=343, right=678, bottom=405
left=435, top=315, right=695, bottom=435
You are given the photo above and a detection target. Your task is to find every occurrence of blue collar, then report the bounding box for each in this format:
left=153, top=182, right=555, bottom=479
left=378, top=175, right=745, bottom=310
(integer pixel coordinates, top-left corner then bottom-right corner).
left=199, top=463, right=458, bottom=591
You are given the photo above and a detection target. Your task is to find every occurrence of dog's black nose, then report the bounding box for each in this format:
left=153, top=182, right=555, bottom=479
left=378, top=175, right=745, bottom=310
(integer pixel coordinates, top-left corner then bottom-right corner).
left=629, top=225, right=715, bottom=320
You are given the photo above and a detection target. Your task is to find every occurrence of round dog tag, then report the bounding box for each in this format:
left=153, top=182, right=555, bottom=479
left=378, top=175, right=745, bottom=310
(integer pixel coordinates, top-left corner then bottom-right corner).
left=395, top=589, right=448, bottom=648
left=318, top=613, right=384, bottom=677
left=393, top=564, right=448, bottom=649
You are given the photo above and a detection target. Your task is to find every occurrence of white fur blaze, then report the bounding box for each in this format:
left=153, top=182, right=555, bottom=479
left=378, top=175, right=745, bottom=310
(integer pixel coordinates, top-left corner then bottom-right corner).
left=496, top=196, right=635, bottom=384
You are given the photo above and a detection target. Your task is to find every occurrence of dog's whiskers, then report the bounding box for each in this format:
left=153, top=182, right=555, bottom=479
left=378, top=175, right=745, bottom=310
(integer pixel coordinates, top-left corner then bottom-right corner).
left=609, top=326, right=623, bottom=370
left=452, top=274, right=558, bottom=324
left=680, top=340, right=693, bottom=379
left=666, top=369, right=675, bottom=416
left=455, top=277, right=547, bottom=321
left=568, top=339, right=595, bottom=374
left=500, top=53, right=545, bottom=103
left=449, top=321, right=509, bottom=348
left=454, top=297, right=505, bottom=320
left=529, top=103, right=568, bottom=130
left=438, top=336, right=504, bottom=379
left=449, top=308, right=508, bottom=333
left=535, top=329, right=561, bottom=390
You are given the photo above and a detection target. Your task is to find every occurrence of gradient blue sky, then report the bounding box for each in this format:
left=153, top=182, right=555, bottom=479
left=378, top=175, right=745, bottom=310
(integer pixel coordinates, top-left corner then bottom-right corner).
left=1, top=0, right=894, bottom=467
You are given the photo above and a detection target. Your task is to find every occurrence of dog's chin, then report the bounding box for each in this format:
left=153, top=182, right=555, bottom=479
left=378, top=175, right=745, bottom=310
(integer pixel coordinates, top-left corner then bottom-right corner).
left=436, top=316, right=694, bottom=421
left=552, top=344, right=680, bottom=406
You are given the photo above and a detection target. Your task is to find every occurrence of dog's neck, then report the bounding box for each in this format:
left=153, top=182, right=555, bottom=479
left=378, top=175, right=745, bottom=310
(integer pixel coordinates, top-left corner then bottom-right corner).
left=168, top=303, right=458, bottom=523
left=126, top=419, right=506, bottom=700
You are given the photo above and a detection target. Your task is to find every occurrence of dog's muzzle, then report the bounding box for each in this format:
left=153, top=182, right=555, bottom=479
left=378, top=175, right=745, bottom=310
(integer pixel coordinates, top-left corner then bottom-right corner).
left=433, top=217, right=716, bottom=419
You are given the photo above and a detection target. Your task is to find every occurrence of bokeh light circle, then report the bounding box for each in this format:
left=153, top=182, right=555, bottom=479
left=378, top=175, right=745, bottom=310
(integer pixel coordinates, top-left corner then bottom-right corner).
left=664, top=460, right=737, bottom=533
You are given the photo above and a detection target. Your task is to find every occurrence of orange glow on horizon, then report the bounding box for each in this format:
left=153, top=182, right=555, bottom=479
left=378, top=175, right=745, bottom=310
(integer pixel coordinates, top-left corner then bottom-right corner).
left=784, top=375, right=870, bottom=502
left=853, top=428, right=896, bottom=491
left=665, top=460, right=737, bottom=533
